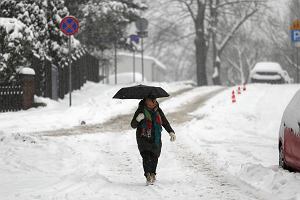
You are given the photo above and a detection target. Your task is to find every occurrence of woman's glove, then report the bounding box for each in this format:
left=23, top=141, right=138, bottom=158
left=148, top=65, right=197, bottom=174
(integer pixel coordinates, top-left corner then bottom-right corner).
left=169, top=132, right=176, bottom=142
left=136, top=113, right=145, bottom=122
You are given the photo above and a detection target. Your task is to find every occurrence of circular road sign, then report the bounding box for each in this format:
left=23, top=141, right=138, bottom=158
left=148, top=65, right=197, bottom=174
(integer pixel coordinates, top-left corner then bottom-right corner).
left=135, top=18, right=148, bottom=31
left=60, top=16, right=79, bottom=36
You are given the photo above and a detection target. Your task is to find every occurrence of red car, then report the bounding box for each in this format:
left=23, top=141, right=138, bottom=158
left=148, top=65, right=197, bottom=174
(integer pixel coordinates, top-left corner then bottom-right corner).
left=279, top=90, right=300, bottom=171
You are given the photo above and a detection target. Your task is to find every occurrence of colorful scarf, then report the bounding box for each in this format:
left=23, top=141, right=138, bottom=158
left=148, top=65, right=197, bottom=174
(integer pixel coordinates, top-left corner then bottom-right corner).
left=141, top=108, right=162, bottom=145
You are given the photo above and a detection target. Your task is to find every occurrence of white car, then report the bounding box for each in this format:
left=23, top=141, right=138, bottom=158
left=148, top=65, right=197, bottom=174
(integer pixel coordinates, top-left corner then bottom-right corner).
left=250, top=62, right=291, bottom=84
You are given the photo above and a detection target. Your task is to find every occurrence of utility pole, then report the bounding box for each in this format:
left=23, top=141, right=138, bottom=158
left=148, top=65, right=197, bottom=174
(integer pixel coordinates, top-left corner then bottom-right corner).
left=141, top=36, right=144, bottom=81
left=68, top=36, right=72, bottom=106
left=297, top=48, right=299, bottom=83
left=133, top=50, right=136, bottom=82
left=114, top=40, right=117, bottom=84
left=135, top=18, right=148, bottom=82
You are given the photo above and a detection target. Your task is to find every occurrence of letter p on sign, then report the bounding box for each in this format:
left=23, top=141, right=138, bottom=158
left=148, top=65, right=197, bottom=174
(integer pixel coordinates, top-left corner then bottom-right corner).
left=292, top=30, right=300, bottom=42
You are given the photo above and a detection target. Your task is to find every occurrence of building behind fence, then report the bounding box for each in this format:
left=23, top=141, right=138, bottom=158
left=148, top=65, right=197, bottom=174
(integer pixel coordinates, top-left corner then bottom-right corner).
left=0, top=51, right=100, bottom=112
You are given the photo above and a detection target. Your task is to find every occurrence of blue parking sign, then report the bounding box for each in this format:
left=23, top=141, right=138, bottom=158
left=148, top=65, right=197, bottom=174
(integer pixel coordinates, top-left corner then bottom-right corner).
left=292, top=30, right=300, bottom=42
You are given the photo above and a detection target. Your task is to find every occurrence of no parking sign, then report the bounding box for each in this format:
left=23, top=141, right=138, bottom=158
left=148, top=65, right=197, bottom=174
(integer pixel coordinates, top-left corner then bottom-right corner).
left=59, top=16, right=80, bottom=107
left=60, top=16, right=79, bottom=36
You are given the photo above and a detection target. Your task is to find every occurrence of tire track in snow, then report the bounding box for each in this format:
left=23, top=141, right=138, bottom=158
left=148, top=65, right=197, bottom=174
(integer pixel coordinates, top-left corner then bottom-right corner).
left=163, top=87, right=275, bottom=200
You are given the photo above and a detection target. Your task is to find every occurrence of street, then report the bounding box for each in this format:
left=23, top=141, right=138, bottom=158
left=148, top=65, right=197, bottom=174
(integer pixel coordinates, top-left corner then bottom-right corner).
left=1, top=83, right=300, bottom=199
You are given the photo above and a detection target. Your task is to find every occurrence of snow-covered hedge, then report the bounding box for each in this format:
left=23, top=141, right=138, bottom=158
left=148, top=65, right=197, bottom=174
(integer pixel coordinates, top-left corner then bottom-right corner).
left=0, top=18, right=33, bottom=82
left=0, top=0, right=83, bottom=82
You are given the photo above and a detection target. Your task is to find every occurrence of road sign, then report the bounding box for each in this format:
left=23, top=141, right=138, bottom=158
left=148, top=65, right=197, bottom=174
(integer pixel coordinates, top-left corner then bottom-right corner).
left=290, top=20, right=300, bottom=84
left=130, top=34, right=140, bottom=44
left=292, top=30, right=300, bottom=42
left=135, top=18, right=148, bottom=31
left=290, top=20, right=300, bottom=31
left=290, top=20, right=300, bottom=44
left=59, top=16, right=80, bottom=107
left=60, top=16, right=79, bottom=36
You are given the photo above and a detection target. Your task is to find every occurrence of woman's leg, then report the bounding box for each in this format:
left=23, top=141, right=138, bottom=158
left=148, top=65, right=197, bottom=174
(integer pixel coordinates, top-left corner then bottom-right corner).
left=141, top=151, right=152, bottom=177
left=151, top=153, right=159, bottom=175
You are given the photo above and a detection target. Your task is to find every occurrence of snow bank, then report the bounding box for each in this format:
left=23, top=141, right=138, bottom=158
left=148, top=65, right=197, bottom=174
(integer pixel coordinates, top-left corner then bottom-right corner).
left=238, top=164, right=300, bottom=200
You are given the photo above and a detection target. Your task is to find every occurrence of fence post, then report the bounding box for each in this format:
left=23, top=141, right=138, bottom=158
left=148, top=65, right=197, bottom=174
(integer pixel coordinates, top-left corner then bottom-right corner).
left=20, top=68, right=35, bottom=110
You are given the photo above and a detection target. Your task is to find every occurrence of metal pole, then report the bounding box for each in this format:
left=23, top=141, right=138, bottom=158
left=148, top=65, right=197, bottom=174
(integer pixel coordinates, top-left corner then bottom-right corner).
left=141, top=36, right=144, bottom=82
left=68, top=36, right=72, bottom=107
left=297, top=47, right=299, bottom=83
left=133, top=50, right=136, bottom=82
left=115, top=41, right=117, bottom=84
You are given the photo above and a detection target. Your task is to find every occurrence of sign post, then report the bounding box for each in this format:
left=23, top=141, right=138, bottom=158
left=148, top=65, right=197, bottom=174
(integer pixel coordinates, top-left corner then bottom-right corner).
left=290, top=20, right=300, bottom=83
left=60, top=16, right=79, bottom=107
left=130, top=34, right=140, bottom=82
left=135, top=18, right=149, bottom=82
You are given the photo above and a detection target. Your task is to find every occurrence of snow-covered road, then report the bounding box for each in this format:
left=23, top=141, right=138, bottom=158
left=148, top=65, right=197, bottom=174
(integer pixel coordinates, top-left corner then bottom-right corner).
left=1, top=83, right=300, bottom=200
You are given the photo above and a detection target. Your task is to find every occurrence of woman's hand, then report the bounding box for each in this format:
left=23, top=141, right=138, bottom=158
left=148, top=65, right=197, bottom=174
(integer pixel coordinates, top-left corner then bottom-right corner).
left=169, top=132, right=176, bottom=142
left=136, top=113, right=145, bottom=122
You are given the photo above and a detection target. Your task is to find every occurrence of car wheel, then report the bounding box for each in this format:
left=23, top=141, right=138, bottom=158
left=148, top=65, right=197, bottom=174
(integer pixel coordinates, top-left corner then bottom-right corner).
left=279, top=144, right=288, bottom=170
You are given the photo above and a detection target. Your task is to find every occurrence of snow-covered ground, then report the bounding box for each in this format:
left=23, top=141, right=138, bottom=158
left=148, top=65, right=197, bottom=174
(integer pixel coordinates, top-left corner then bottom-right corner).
left=1, top=82, right=300, bottom=199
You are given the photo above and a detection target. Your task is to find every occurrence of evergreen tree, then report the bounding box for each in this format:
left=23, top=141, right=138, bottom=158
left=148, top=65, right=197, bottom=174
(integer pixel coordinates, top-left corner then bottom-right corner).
left=76, top=0, right=145, bottom=52
left=0, top=0, right=78, bottom=67
left=0, top=21, right=33, bottom=82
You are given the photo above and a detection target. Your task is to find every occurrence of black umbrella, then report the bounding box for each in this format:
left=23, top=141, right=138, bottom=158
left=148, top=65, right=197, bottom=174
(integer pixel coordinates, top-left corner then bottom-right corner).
left=113, top=84, right=170, bottom=99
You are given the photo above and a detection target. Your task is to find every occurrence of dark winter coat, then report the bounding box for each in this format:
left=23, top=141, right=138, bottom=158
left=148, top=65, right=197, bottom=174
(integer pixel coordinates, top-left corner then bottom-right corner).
left=131, top=100, right=174, bottom=157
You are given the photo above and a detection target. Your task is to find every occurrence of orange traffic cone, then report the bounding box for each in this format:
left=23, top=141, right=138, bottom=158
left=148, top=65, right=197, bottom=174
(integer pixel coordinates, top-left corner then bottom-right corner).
left=232, top=90, right=236, bottom=103
left=238, top=86, right=241, bottom=94
left=243, top=84, right=246, bottom=91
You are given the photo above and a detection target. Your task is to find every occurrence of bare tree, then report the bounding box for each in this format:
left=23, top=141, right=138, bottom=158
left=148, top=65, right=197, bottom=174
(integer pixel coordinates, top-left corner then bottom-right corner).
left=176, top=0, right=209, bottom=86
left=210, top=1, right=265, bottom=85
left=174, top=0, right=266, bottom=86
left=225, top=40, right=261, bottom=85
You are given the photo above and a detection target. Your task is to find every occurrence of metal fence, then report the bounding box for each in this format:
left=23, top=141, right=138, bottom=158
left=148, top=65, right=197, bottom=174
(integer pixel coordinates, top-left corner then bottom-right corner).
left=0, top=82, right=23, bottom=112
left=32, top=51, right=100, bottom=100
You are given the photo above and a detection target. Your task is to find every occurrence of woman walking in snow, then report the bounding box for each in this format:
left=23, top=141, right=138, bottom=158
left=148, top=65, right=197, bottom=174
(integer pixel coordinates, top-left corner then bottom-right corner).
left=131, top=95, right=176, bottom=185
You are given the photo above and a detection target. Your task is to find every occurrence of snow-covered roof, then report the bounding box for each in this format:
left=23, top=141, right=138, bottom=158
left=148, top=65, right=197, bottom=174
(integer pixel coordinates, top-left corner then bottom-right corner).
left=118, top=52, right=167, bottom=70
left=19, top=67, right=35, bottom=75
left=0, top=17, right=32, bottom=40
left=252, top=62, right=283, bottom=73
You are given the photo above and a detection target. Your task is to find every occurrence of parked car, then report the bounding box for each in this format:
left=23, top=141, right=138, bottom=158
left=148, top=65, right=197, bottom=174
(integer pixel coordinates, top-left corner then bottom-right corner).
left=281, top=70, right=294, bottom=84
left=279, top=90, right=300, bottom=171
left=250, top=62, right=291, bottom=84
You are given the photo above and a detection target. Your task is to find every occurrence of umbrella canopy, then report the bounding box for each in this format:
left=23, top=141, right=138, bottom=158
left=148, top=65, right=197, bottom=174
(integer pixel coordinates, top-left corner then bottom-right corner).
left=113, top=84, right=169, bottom=99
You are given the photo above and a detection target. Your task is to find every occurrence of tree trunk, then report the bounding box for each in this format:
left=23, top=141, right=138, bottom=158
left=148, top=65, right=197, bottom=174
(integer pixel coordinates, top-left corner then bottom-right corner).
left=212, top=58, right=221, bottom=85
left=194, top=2, right=208, bottom=86
left=211, top=0, right=221, bottom=85
left=195, top=35, right=208, bottom=86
